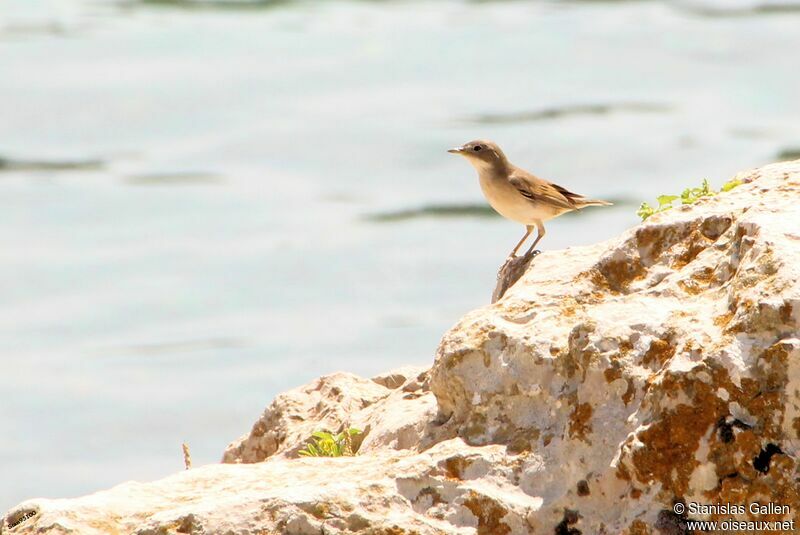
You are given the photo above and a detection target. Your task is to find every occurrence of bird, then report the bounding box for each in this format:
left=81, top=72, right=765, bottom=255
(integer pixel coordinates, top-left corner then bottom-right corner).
left=449, top=139, right=612, bottom=258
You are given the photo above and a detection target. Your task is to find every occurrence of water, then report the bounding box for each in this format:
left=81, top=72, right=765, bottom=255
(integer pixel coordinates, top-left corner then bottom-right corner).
left=2, top=0, right=799, bottom=511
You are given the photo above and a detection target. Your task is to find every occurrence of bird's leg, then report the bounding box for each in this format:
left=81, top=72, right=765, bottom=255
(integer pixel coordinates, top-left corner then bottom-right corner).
left=509, top=225, right=533, bottom=257
left=524, top=220, right=546, bottom=256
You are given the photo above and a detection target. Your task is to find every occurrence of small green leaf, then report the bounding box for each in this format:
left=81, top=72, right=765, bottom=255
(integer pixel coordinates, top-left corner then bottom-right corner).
left=297, top=427, right=363, bottom=458
left=721, top=179, right=743, bottom=192
left=637, top=177, right=735, bottom=220
left=637, top=202, right=655, bottom=221
left=656, top=195, right=679, bottom=207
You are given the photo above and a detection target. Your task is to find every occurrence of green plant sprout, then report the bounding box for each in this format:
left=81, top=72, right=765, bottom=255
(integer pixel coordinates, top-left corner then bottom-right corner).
left=298, top=428, right=362, bottom=457
left=637, top=178, right=743, bottom=221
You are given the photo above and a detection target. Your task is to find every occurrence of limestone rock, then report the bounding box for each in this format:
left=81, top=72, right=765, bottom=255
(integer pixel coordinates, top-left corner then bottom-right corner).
left=221, top=371, right=389, bottom=462
left=429, top=160, right=800, bottom=531
left=4, top=438, right=550, bottom=535
left=4, top=161, right=800, bottom=534
left=222, top=366, right=441, bottom=463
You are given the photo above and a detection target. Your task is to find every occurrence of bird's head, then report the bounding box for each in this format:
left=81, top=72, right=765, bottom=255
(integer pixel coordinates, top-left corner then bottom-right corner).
left=448, top=139, right=507, bottom=172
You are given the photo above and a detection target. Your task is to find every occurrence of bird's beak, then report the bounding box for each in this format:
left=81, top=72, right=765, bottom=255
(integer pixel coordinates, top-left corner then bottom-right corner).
left=448, top=146, right=466, bottom=154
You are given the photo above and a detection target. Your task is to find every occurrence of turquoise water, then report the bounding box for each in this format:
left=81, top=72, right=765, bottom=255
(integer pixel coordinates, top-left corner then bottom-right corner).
left=2, top=0, right=800, bottom=511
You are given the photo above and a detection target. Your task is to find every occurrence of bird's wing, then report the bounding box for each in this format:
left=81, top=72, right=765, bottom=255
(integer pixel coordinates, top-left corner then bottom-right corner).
left=508, top=170, right=578, bottom=210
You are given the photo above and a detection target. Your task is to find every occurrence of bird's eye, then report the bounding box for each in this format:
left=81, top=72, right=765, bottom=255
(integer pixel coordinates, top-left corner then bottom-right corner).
left=473, top=145, right=482, bottom=152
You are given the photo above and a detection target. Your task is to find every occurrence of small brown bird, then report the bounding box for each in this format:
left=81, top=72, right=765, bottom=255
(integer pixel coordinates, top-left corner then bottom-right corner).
left=449, top=139, right=612, bottom=257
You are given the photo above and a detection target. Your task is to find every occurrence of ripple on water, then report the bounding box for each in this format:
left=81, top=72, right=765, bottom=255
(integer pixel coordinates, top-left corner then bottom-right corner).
left=0, top=156, right=105, bottom=172
left=463, top=102, right=671, bottom=126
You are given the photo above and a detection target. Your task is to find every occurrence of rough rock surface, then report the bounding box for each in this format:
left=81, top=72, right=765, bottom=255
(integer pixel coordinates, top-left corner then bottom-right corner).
left=221, top=366, right=443, bottom=462
left=4, top=161, right=800, bottom=534
left=429, top=160, right=800, bottom=532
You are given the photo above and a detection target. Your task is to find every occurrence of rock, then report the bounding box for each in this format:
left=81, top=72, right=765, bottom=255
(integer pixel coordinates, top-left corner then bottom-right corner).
left=371, top=365, right=427, bottom=390
left=3, top=438, right=545, bottom=535
left=429, top=160, right=800, bottom=531
left=221, top=366, right=443, bottom=463
left=4, top=160, right=800, bottom=534
left=492, top=249, right=540, bottom=303
left=354, top=375, right=446, bottom=453
left=222, top=371, right=389, bottom=462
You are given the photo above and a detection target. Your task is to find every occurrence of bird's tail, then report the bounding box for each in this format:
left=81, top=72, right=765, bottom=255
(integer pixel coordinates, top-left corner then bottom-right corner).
left=577, top=198, right=613, bottom=207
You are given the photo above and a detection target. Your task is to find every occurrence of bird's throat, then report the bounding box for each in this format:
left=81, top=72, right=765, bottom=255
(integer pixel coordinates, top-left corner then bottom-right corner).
left=468, top=158, right=509, bottom=176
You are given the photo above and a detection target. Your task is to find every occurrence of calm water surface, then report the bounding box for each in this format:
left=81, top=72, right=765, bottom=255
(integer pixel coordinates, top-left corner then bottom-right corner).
left=1, top=0, right=799, bottom=510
